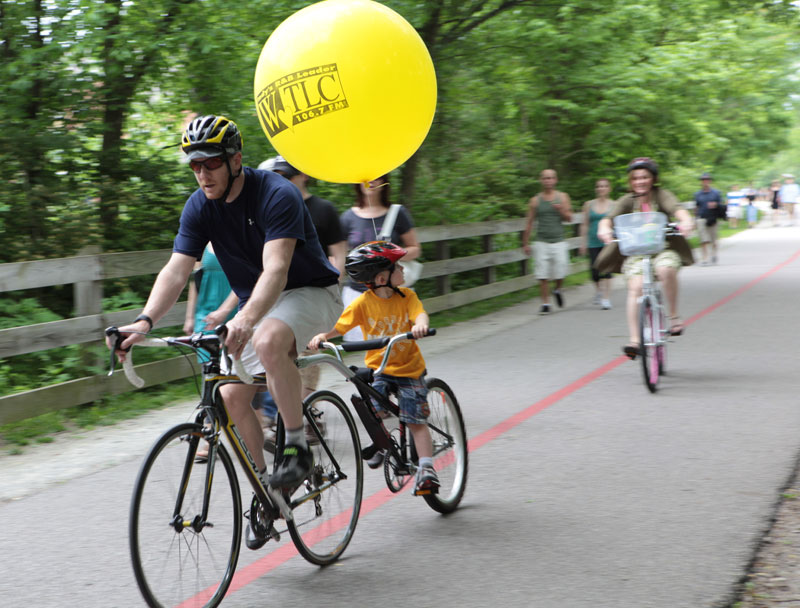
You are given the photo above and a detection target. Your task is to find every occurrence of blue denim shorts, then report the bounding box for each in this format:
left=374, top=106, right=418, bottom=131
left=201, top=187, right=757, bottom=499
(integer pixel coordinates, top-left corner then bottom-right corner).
left=371, top=373, right=430, bottom=424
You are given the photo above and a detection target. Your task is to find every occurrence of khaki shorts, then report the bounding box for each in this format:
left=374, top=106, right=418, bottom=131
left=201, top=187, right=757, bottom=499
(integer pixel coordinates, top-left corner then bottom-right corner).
left=622, top=249, right=682, bottom=279
left=696, top=218, right=718, bottom=244
left=534, top=240, right=569, bottom=280
left=225, top=284, right=342, bottom=375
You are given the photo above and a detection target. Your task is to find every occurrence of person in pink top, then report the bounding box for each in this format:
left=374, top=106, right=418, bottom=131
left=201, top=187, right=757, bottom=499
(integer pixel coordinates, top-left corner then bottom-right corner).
left=596, top=158, right=694, bottom=359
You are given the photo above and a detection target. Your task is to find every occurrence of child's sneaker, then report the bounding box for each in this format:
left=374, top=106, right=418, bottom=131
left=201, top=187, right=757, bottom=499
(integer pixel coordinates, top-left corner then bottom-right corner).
left=553, top=289, right=564, bottom=308
left=539, top=304, right=550, bottom=315
left=414, top=465, right=440, bottom=496
left=601, top=299, right=611, bottom=310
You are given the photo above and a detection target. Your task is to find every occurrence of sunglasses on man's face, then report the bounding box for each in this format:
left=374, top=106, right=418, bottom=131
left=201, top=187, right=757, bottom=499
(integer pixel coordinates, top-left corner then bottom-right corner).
left=189, top=156, right=226, bottom=173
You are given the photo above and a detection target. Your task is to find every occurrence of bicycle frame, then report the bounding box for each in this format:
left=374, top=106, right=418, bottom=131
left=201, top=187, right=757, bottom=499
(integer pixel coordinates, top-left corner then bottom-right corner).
left=297, top=331, right=455, bottom=478
left=638, top=256, right=666, bottom=345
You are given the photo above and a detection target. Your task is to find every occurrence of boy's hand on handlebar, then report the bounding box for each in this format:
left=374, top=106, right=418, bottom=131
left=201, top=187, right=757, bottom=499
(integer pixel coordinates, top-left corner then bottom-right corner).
left=411, top=321, right=429, bottom=340
left=307, top=333, right=328, bottom=351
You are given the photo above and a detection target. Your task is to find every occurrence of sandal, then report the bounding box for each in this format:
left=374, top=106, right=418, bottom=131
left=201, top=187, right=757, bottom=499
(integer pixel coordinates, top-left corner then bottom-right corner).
left=195, top=440, right=210, bottom=463
left=623, top=343, right=640, bottom=360
left=669, top=316, right=685, bottom=336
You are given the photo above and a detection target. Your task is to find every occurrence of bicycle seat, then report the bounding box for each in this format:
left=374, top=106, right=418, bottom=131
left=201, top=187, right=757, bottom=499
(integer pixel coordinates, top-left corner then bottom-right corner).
left=349, top=366, right=374, bottom=384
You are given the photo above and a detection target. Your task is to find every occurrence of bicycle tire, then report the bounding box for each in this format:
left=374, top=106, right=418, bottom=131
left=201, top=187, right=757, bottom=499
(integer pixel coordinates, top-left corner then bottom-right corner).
left=655, top=289, right=668, bottom=375
left=285, top=390, right=363, bottom=566
left=130, top=423, right=242, bottom=608
left=423, top=378, right=468, bottom=514
left=639, top=298, right=659, bottom=393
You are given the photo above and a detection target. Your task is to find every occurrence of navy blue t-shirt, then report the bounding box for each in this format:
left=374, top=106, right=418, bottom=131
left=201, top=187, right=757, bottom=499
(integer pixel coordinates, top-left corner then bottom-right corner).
left=694, top=188, right=723, bottom=219
left=173, top=167, right=339, bottom=306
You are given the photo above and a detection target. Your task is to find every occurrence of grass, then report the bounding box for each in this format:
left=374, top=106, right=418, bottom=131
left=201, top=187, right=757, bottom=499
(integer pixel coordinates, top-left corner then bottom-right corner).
left=0, top=378, right=200, bottom=454
left=0, top=220, right=752, bottom=455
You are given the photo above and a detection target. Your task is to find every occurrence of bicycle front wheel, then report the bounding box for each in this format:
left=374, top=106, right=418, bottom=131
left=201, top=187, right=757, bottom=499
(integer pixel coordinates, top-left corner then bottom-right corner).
left=639, top=297, right=659, bottom=393
left=655, top=289, right=668, bottom=374
left=424, top=378, right=468, bottom=514
left=130, top=423, right=242, bottom=608
left=286, top=390, right=363, bottom=566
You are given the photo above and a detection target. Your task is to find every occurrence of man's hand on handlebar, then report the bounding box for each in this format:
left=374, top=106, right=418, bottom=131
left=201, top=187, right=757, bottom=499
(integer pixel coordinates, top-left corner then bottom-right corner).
left=104, top=321, right=149, bottom=362
left=222, top=315, right=254, bottom=360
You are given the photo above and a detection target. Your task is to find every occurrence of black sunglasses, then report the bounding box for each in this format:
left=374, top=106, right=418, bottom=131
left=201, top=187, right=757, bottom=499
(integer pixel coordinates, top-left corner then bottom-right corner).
left=189, top=156, right=226, bottom=173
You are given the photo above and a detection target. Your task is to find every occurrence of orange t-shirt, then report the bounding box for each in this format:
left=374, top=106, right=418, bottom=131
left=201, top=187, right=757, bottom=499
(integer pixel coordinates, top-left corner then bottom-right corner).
left=334, top=287, right=426, bottom=377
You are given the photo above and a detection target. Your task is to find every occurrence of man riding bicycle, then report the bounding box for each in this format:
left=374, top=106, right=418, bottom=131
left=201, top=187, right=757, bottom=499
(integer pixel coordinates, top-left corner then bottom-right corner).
left=105, top=115, right=342, bottom=503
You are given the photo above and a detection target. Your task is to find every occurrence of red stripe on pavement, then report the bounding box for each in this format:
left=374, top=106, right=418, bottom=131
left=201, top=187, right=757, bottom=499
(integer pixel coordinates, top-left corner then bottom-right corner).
left=684, top=247, right=800, bottom=328
left=182, top=245, right=800, bottom=606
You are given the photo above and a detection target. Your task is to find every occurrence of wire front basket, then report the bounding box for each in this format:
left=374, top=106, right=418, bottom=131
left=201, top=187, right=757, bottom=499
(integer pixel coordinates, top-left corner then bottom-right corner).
left=614, top=212, right=668, bottom=256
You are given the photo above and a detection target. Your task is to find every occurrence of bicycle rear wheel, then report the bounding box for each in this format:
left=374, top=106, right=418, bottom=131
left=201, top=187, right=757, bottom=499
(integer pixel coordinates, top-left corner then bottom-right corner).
left=639, top=297, right=659, bottom=393
left=286, top=390, right=363, bottom=566
left=130, top=423, right=241, bottom=608
left=423, top=378, right=468, bottom=514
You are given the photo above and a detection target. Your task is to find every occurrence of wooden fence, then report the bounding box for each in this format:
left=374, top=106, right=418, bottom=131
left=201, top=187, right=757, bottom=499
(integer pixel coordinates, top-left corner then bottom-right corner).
left=0, top=216, right=588, bottom=425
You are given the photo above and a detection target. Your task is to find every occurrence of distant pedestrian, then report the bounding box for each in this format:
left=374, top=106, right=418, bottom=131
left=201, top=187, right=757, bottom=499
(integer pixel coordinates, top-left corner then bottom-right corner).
left=579, top=178, right=613, bottom=309
left=779, top=174, right=799, bottom=226
left=769, top=180, right=782, bottom=226
left=746, top=195, right=758, bottom=228
left=726, top=185, right=744, bottom=229
left=522, top=168, right=573, bottom=315
left=693, top=172, right=723, bottom=265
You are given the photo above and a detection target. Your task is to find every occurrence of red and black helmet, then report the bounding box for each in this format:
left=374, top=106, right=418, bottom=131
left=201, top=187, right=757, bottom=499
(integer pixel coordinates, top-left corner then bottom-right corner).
left=627, top=157, right=659, bottom=179
left=345, top=241, right=407, bottom=286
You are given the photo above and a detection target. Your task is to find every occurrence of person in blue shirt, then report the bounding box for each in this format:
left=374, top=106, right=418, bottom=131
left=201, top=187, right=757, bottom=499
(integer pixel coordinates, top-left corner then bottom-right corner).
left=693, top=173, right=723, bottom=265
left=106, top=116, right=342, bottom=549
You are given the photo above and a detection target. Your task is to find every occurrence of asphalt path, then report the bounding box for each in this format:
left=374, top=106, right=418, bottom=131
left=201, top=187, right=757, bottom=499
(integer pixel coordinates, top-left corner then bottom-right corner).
left=2, top=224, right=800, bottom=608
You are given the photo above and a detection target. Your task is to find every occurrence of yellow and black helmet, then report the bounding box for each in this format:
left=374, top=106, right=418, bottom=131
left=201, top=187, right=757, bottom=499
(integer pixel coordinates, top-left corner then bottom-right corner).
left=181, top=115, right=242, bottom=160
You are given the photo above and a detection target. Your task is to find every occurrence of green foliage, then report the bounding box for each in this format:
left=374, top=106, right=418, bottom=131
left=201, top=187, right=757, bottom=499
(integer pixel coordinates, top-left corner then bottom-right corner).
left=1, top=0, right=799, bottom=403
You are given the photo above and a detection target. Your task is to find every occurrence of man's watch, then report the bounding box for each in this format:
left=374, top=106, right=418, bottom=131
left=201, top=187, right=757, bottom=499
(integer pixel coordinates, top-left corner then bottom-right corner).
left=133, top=314, right=154, bottom=332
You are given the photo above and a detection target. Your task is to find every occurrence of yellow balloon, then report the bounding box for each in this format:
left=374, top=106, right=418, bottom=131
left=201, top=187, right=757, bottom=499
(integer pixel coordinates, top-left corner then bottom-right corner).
left=254, top=0, right=436, bottom=183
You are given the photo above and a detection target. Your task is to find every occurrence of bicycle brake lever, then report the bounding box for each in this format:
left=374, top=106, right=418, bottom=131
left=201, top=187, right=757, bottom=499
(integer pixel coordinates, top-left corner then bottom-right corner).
left=104, top=326, right=128, bottom=377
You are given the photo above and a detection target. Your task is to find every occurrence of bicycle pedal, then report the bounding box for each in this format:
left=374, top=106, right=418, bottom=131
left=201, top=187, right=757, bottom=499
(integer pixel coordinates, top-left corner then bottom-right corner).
left=413, top=487, right=438, bottom=496
left=266, top=485, right=294, bottom=522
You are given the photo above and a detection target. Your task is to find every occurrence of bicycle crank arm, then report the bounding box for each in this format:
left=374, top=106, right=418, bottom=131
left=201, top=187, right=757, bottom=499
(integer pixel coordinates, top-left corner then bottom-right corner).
left=266, top=486, right=294, bottom=522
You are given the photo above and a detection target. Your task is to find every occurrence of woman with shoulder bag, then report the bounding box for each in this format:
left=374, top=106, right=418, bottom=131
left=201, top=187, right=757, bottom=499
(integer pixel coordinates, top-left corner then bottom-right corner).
left=339, top=174, right=422, bottom=340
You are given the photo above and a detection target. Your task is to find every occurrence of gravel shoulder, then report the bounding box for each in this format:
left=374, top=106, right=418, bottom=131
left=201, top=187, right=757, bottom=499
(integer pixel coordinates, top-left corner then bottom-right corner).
left=735, top=452, right=800, bottom=608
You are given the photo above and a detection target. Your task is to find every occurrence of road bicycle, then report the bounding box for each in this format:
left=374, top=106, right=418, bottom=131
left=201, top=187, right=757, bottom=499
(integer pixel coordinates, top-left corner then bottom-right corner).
left=301, top=330, right=468, bottom=513
left=107, top=325, right=466, bottom=607
left=106, top=326, right=363, bottom=608
left=614, top=212, right=680, bottom=393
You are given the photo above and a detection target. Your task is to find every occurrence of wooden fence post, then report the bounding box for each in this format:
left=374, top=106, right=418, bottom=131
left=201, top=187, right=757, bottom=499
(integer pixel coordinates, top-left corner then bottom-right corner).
left=483, top=234, right=495, bottom=284
left=520, top=230, right=530, bottom=276
left=435, top=240, right=450, bottom=296
left=74, top=245, right=103, bottom=370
